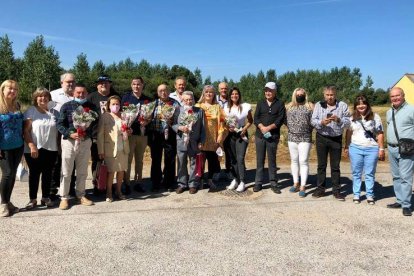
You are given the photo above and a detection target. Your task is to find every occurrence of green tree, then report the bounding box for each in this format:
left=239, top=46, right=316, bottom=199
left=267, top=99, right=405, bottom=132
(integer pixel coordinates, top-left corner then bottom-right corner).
left=71, top=53, right=91, bottom=89
left=265, top=69, right=277, bottom=82
left=0, top=34, right=18, bottom=81
left=20, top=35, right=62, bottom=102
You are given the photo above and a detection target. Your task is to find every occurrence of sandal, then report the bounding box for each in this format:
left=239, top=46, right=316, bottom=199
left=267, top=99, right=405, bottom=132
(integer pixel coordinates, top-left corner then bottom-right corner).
left=289, top=186, right=300, bottom=193
left=298, top=191, right=306, bottom=198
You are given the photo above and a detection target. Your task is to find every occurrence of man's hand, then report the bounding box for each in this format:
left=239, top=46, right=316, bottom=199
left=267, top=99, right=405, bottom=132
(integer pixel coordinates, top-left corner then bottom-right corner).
left=70, top=133, right=79, bottom=140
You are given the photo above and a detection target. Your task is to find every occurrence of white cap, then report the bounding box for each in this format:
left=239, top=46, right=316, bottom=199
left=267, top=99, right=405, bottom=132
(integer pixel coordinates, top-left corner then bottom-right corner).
left=265, top=82, right=277, bottom=90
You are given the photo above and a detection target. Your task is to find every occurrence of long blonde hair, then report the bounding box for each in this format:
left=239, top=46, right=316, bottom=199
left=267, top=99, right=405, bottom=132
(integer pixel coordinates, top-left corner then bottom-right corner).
left=287, top=87, right=313, bottom=111
left=0, top=80, right=19, bottom=114
left=198, top=85, right=218, bottom=104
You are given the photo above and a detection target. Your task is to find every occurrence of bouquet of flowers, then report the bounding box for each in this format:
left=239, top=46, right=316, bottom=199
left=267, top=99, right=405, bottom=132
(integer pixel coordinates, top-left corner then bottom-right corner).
left=138, top=100, right=155, bottom=136
left=120, top=102, right=139, bottom=140
left=179, top=107, right=198, bottom=146
left=160, top=101, right=176, bottom=140
left=72, top=106, right=98, bottom=151
left=225, top=113, right=248, bottom=142
left=225, top=114, right=240, bottom=132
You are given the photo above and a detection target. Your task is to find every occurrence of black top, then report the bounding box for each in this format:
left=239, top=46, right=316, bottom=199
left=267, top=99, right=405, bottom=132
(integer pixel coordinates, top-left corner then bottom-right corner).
left=86, top=91, right=120, bottom=138
left=254, top=98, right=286, bottom=139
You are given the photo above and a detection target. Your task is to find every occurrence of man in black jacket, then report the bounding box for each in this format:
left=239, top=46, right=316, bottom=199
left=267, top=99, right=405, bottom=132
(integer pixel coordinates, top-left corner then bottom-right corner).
left=253, top=82, right=286, bottom=193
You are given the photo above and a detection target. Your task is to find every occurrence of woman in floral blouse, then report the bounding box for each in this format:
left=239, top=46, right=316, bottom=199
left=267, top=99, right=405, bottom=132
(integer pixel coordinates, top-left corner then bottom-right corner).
left=195, top=85, right=227, bottom=191
left=0, top=80, right=24, bottom=217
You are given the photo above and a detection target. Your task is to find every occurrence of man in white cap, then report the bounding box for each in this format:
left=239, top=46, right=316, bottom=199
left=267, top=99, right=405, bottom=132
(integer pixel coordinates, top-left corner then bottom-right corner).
left=253, top=82, right=286, bottom=193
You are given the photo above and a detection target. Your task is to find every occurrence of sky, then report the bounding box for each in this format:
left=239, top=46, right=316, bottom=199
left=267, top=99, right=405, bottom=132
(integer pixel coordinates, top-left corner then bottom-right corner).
left=0, top=0, right=413, bottom=89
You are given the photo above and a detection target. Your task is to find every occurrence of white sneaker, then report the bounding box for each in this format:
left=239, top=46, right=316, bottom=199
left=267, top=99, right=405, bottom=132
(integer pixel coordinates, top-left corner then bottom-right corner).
left=227, top=179, right=238, bottom=190
left=236, top=181, right=245, bottom=192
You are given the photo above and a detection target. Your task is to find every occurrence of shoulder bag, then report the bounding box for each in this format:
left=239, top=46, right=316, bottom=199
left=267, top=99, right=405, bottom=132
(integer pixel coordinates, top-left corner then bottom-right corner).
left=392, top=109, right=414, bottom=156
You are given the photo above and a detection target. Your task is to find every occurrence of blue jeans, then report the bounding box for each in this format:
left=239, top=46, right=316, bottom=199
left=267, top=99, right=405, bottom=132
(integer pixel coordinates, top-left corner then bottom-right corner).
left=349, top=143, right=379, bottom=198
left=388, top=146, right=414, bottom=208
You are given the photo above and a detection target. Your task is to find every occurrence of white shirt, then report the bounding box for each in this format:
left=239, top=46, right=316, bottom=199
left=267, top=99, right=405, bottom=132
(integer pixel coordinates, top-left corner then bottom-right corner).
left=224, top=103, right=251, bottom=127
left=50, top=88, right=73, bottom=112
left=169, top=91, right=183, bottom=106
left=216, top=95, right=228, bottom=109
left=350, top=113, right=383, bottom=147
left=23, top=106, right=59, bottom=153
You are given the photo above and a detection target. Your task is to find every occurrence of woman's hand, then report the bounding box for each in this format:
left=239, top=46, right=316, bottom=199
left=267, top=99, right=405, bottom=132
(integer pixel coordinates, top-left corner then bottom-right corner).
left=198, top=143, right=202, bottom=150
left=99, top=153, right=105, bottom=160
left=127, top=128, right=133, bottom=136
left=378, top=149, right=385, bottom=161
left=240, top=128, right=247, bottom=137
left=229, top=127, right=235, bottom=132
left=30, top=145, right=39, bottom=159
left=343, top=147, right=349, bottom=158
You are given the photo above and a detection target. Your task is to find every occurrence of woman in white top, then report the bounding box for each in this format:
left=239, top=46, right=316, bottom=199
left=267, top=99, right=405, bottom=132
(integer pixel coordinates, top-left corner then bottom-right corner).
left=23, top=88, right=59, bottom=209
left=224, top=87, right=253, bottom=192
left=344, top=95, right=385, bottom=205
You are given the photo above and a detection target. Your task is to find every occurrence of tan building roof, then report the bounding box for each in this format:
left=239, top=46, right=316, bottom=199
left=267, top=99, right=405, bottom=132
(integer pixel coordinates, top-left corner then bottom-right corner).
left=392, top=73, right=414, bottom=87
left=406, top=74, right=414, bottom=83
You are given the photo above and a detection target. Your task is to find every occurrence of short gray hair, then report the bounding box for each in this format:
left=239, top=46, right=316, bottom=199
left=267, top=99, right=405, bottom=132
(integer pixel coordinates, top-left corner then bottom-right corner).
left=60, top=72, right=75, bottom=82
left=182, top=91, right=194, bottom=101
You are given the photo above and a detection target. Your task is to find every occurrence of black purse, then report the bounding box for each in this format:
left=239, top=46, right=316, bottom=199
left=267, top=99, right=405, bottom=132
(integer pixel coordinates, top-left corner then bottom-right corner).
left=392, top=109, right=414, bottom=156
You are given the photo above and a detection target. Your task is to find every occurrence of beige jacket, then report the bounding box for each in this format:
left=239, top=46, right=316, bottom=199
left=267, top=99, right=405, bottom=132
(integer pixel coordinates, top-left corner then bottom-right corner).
left=97, top=112, right=130, bottom=158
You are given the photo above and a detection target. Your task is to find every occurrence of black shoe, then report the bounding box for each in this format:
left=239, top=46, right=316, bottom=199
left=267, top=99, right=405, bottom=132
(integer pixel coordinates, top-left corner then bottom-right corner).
left=271, top=185, right=281, bottom=194
left=333, top=192, right=345, bottom=201
left=403, top=208, right=412, bottom=216
left=133, top=184, right=145, bottom=193
left=121, top=183, right=132, bottom=195
left=387, top=202, right=402, bottom=209
left=176, top=187, right=185, bottom=194
left=312, top=189, right=325, bottom=198
left=253, top=184, right=262, bottom=192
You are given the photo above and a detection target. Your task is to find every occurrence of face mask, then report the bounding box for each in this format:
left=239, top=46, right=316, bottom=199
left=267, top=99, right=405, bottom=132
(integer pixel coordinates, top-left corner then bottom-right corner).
left=110, top=105, right=120, bottom=113
left=296, top=95, right=306, bottom=103
left=74, top=98, right=87, bottom=104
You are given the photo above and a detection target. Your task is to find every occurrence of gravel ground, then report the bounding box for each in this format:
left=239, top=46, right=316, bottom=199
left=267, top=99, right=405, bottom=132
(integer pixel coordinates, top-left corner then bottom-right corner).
left=1, top=161, right=413, bottom=276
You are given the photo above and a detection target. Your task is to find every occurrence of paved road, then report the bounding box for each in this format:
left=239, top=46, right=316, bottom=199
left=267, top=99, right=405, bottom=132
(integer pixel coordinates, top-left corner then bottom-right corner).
left=1, top=161, right=414, bottom=275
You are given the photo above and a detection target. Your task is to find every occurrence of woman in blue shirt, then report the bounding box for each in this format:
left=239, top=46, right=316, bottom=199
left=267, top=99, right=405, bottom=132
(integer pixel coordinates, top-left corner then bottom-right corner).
left=0, top=80, right=24, bottom=217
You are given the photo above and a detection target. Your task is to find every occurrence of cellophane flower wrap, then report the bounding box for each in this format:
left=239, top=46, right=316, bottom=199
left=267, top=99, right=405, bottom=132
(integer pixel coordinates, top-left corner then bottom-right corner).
left=160, top=101, right=176, bottom=140
left=72, top=106, right=98, bottom=151
left=225, top=114, right=240, bottom=132
left=180, top=107, right=198, bottom=146
left=138, top=100, right=155, bottom=136
left=120, top=102, right=139, bottom=140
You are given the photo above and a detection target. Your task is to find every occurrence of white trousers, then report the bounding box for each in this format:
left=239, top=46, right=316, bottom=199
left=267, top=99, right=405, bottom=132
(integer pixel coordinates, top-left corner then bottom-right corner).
left=60, top=138, right=92, bottom=199
left=288, top=141, right=312, bottom=187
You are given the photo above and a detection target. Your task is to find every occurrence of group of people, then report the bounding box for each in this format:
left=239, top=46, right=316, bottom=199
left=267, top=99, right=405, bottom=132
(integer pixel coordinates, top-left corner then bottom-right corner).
left=0, top=73, right=413, bottom=217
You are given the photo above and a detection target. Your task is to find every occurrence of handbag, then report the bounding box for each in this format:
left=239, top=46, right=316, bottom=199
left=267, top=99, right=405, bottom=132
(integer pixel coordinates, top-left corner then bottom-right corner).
left=392, top=109, right=414, bottom=156
left=16, top=162, right=28, bottom=182
left=195, top=152, right=205, bottom=180
left=96, top=160, right=108, bottom=191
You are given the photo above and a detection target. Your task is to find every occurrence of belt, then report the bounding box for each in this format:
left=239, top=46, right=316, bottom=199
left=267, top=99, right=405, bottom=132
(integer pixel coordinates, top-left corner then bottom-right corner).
left=388, top=143, right=398, bottom=147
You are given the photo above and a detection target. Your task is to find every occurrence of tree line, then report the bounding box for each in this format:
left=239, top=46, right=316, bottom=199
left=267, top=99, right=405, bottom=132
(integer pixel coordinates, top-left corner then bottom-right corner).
left=0, top=34, right=389, bottom=105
